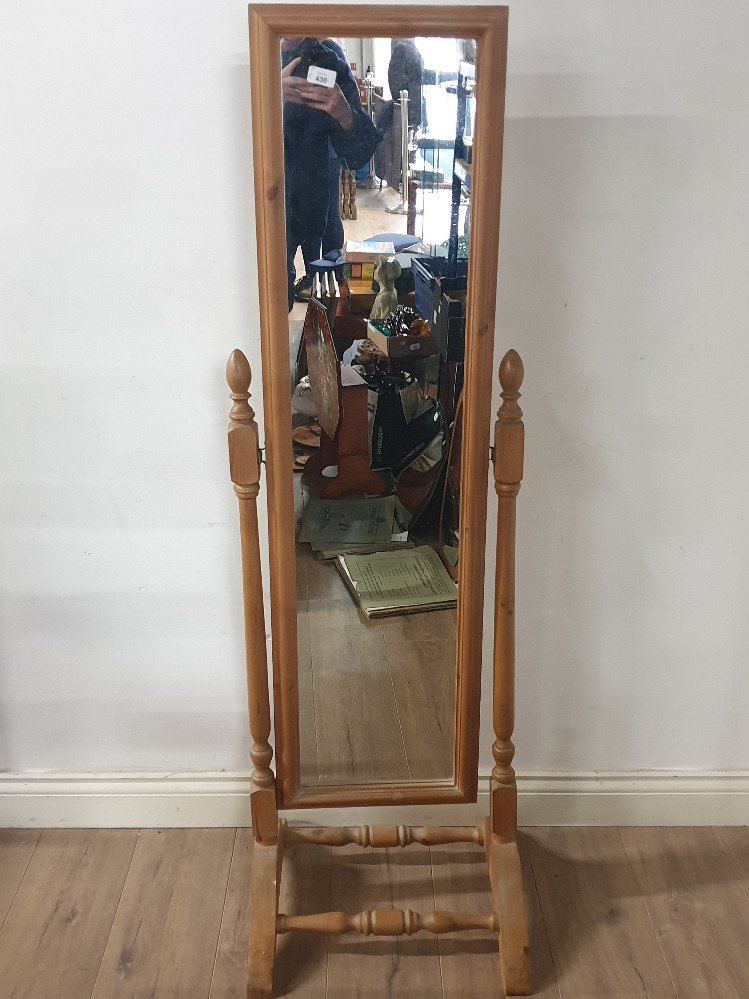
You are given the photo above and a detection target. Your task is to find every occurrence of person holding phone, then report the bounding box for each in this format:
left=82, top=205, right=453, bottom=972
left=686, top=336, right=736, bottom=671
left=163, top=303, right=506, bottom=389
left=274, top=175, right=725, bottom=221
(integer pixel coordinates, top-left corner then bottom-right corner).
left=281, top=38, right=380, bottom=310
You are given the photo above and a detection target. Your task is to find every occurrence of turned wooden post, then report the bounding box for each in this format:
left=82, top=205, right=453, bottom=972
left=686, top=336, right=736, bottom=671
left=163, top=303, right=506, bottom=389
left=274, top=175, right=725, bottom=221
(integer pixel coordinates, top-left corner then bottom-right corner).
left=491, top=349, right=524, bottom=842
left=227, top=349, right=278, bottom=844
left=284, top=824, right=482, bottom=848
left=277, top=908, right=500, bottom=937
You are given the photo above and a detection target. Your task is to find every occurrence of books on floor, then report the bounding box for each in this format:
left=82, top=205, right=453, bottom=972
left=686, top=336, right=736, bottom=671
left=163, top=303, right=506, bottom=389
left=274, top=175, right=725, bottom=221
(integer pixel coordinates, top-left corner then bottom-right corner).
left=298, top=496, right=412, bottom=558
left=336, top=546, right=457, bottom=618
left=312, top=536, right=413, bottom=559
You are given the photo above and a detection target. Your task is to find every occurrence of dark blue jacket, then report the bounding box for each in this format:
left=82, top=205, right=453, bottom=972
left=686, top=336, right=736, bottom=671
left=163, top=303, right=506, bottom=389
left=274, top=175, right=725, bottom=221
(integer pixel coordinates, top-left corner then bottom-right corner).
left=283, top=40, right=379, bottom=243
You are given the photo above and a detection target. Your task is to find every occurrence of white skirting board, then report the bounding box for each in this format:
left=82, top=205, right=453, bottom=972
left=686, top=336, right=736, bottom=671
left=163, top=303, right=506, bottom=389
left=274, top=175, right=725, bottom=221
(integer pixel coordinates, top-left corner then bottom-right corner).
left=1, top=771, right=748, bottom=828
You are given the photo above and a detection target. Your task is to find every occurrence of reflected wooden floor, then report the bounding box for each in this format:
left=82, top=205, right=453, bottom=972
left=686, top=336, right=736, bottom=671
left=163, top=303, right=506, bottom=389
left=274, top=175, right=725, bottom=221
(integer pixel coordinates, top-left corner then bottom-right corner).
left=296, top=533, right=457, bottom=786
left=2, top=826, right=749, bottom=997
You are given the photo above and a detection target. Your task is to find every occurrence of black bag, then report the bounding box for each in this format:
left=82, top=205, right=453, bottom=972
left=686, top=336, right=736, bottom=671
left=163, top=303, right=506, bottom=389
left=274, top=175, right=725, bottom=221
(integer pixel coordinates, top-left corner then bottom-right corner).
left=369, top=379, right=444, bottom=477
left=369, top=383, right=409, bottom=472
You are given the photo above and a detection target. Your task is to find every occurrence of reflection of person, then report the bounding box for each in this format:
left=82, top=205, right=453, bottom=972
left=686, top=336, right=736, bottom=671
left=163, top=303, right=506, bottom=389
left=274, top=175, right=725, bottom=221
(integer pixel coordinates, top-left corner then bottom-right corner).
left=296, top=144, right=343, bottom=303
left=388, top=38, right=424, bottom=130
left=282, top=38, right=380, bottom=311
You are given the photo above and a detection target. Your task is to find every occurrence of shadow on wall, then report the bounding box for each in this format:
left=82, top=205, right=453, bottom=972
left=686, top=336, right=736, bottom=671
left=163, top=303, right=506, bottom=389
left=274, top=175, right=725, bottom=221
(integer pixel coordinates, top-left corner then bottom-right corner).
left=226, top=63, right=259, bottom=326
left=493, top=108, right=696, bottom=770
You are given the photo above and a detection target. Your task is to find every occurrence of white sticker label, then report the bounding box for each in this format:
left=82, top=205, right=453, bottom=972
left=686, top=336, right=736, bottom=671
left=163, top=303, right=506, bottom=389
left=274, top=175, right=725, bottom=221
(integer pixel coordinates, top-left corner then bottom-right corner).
left=307, top=65, right=336, bottom=88
left=409, top=342, right=421, bottom=351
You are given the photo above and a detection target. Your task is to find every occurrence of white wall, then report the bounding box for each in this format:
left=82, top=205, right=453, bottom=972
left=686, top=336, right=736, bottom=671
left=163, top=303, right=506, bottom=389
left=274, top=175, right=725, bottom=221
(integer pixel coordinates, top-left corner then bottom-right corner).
left=0, top=2, right=258, bottom=773
left=499, top=1, right=749, bottom=773
left=1, top=2, right=747, bottom=802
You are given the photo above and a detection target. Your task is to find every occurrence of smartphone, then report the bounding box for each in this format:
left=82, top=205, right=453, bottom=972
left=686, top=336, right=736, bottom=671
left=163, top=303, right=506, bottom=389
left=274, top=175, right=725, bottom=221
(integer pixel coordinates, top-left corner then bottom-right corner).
left=292, top=38, right=338, bottom=87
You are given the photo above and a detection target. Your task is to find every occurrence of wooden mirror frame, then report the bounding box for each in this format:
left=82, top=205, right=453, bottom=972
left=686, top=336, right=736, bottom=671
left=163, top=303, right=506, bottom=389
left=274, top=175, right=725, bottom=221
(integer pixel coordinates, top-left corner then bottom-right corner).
left=248, top=4, right=508, bottom=810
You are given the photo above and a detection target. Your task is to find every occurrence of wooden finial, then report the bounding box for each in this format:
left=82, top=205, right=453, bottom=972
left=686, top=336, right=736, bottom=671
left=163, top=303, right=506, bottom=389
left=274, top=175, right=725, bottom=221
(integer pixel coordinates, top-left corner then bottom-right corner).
left=227, top=348, right=251, bottom=393
left=226, top=349, right=255, bottom=426
left=227, top=348, right=260, bottom=491
left=498, top=349, right=524, bottom=422
left=494, top=349, right=525, bottom=489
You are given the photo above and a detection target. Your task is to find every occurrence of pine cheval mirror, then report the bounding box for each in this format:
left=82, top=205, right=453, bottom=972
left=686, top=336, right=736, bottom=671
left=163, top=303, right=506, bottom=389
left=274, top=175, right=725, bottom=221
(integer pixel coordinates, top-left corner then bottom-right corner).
left=226, top=6, right=530, bottom=996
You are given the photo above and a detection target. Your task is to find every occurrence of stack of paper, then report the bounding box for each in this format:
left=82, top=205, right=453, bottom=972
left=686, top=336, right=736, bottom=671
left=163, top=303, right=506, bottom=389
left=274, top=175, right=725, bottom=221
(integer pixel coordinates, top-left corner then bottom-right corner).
left=298, top=496, right=412, bottom=559
left=336, top=546, right=457, bottom=618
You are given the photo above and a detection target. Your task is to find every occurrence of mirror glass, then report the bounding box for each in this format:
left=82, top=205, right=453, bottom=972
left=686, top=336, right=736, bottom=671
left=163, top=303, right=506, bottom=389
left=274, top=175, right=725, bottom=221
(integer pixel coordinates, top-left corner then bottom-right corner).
left=282, top=35, right=476, bottom=789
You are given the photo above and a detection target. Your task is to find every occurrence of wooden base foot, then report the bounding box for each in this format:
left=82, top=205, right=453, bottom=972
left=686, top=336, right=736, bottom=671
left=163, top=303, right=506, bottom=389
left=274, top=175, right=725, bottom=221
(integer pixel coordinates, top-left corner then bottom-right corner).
left=481, top=819, right=531, bottom=996
left=247, top=834, right=283, bottom=999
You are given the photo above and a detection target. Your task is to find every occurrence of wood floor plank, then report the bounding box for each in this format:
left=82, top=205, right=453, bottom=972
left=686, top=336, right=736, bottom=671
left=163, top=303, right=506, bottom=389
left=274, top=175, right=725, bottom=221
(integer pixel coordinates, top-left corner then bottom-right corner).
left=296, top=543, right=320, bottom=787
left=306, top=556, right=410, bottom=785
left=430, top=841, right=504, bottom=998
left=527, top=827, right=676, bottom=998
left=516, top=831, right=562, bottom=998
left=326, top=843, right=444, bottom=998
left=92, top=828, right=235, bottom=998
left=383, top=637, right=455, bottom=780
left=622, top=826, right=749, bottom=998
left=0, top=828, right=137, bottom=999
left=274, top=841, right=332, bottom=997
left=715, top=825, right=749, bottom=898
left=6, top=823, right=749, bottom=997
left=379, top=607, right=456, bottom=643
left=0, top=829, right=41, bottom=929
left=210, top=828, right=254, bottom=998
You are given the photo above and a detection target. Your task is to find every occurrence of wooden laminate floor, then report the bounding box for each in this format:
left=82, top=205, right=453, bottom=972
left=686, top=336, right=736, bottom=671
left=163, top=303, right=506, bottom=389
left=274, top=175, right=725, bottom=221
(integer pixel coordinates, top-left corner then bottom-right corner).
left=296, top=539, right=457, bottom=787
left=1, top=826, right=748, bottom=997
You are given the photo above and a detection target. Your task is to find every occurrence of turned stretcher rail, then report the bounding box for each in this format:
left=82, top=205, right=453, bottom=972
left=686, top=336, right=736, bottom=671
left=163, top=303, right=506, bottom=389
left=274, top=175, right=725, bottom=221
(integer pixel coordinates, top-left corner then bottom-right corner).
left=283, top=823, right=482, bottom=848
left=277, top=908, right=500, bottom=936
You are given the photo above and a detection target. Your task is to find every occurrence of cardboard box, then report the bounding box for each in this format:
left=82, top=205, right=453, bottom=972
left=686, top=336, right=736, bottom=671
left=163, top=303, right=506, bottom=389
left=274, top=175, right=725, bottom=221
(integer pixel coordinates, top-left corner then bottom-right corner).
left=343, top=240, right=395, bottom=263
left=367, top=321, right=439, bottom=359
